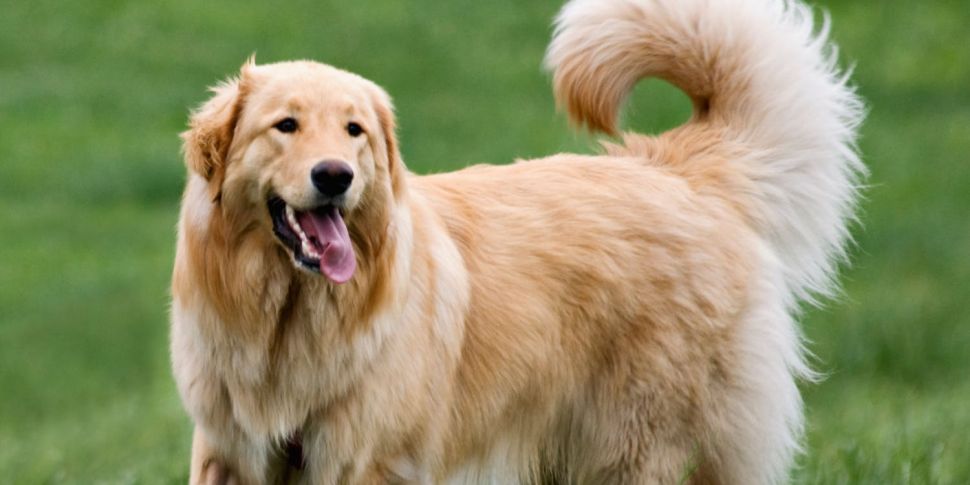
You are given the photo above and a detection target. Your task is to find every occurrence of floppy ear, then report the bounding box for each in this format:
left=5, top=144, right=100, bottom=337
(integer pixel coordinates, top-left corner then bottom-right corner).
left=368, top=85, right=406, bottom=198
left=181, top=59, right=255, bottom=200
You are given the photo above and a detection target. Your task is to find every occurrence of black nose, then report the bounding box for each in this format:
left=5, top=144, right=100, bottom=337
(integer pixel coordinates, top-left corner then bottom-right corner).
left=310, top=160, right=354, bottom=197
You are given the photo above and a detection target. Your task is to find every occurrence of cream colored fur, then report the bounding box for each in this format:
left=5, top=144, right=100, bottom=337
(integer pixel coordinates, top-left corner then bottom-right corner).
left=171, top=0, right=863, bottom=483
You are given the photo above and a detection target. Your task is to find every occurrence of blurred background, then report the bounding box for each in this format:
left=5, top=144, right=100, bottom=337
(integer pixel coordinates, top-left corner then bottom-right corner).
left=1, top=0, right=967, bottom=482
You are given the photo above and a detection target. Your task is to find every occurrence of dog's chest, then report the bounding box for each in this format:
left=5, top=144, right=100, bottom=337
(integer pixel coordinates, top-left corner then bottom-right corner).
left=221, top=356, right=314, bottom=437
left=187, top=305, right=386, bottom=441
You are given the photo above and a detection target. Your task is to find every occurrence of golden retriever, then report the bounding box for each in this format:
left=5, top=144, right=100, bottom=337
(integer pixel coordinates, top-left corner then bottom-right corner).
left=170, top=0, right=863, bottom=483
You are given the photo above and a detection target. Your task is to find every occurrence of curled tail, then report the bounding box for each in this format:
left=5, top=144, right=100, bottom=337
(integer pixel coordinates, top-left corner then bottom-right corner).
left=545, top=0, right=865, bottom=302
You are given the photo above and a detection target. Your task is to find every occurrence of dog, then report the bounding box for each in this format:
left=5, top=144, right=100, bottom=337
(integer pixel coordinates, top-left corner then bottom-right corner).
left=170, top=0, right=864, bottom=483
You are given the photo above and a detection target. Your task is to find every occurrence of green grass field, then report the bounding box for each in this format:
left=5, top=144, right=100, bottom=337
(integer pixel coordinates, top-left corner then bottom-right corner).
left=1, top=0, right=968, bottom=483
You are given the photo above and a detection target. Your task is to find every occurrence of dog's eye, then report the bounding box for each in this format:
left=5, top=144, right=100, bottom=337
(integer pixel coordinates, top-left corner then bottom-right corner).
left=346, top=122, right=363, bottom=137
left=274, top=118, right=299, bottom=134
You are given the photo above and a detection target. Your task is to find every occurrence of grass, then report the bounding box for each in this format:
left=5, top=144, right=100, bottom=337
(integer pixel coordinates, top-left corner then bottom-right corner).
left=1, top=0, right=967, bottom=482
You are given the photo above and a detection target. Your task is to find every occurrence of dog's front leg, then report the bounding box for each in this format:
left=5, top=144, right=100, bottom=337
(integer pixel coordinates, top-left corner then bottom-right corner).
left=190, top=427, right=237, bottom=485
left=300, top=428, right=373, bottom=485
left=189, top=426, right=282, bottom=485
left=300, top=426, right=432, bottom=484
left=300, top=412, right=399, bottom=485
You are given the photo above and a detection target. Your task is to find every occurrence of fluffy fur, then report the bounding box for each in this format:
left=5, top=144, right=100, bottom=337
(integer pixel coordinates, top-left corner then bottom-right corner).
left=170, top=0, right=864, bottom=483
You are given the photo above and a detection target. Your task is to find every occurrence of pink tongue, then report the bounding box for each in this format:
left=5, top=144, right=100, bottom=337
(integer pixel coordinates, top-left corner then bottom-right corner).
left=295, top=207, right=356, bottom=284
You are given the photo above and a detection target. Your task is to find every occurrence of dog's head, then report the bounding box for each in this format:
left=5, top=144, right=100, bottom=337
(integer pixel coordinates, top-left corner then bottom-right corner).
left=182, top=58, right=404, bottom=284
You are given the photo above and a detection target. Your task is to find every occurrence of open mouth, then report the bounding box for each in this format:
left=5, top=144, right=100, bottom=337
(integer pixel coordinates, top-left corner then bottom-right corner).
left=268, top=197, right=356, bottom=283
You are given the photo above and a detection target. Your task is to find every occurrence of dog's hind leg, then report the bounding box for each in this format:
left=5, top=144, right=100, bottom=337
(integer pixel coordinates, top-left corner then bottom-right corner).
left=567, top=353, right=707, bottom=484
left=574, top=403, right=699, bottom=485
left=690, top=270, right=809, bottom=485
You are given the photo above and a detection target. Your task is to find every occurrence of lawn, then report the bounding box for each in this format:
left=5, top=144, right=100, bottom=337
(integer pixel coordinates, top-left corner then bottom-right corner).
left=1, top=0, right=967, bottom=483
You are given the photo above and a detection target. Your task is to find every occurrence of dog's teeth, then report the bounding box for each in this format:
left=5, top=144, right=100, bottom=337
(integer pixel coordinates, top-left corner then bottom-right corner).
left=285, top=205, right=300, bottom=231
left=302, top=240, right=319, bottom=258
left=297, top=228, right=311, bottom=245
left=285, top=204, right=310, bottom=241
left=284, top=203, right=319, bottom=258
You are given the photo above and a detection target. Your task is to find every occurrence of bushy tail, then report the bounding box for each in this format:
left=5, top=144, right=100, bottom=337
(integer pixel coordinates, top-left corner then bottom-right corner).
left=545, top=0, right=865, bottom=303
